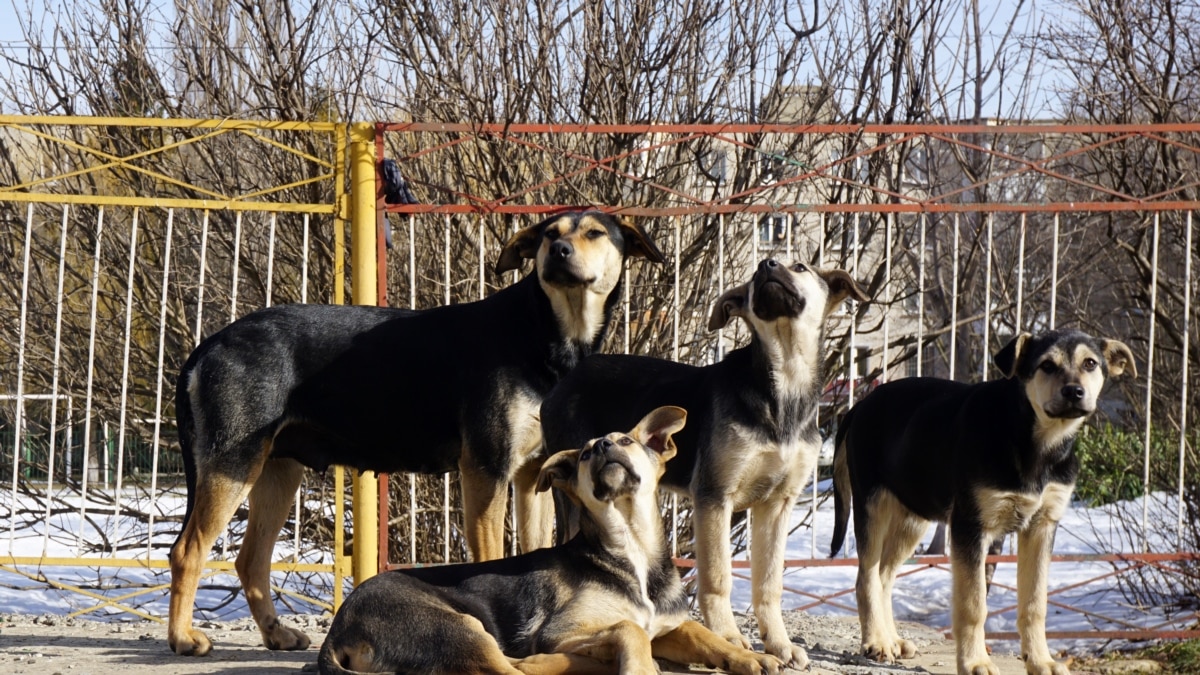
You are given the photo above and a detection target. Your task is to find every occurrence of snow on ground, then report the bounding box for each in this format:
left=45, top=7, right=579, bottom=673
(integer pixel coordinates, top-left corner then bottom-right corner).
left=2, top=484, right=1194, bottom=652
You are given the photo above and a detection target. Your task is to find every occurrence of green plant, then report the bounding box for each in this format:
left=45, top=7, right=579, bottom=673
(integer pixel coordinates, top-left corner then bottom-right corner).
left=1073, top=423, right=1189, bottom=506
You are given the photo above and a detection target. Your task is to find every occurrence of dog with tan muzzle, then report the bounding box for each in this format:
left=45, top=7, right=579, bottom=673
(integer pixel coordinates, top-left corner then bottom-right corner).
left=830, top=329, right=1136, bottom=675
left=318, top=406, right=783, bottom=675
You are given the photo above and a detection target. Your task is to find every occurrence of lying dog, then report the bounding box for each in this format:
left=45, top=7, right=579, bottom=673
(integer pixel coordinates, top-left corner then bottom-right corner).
left=318, top=406, right=783, bottom=675
left=830, top=329, right=1135, bottom=675
left=541, top=258, right=868, bottom=668
left=168, top=210, right=664, bottom=656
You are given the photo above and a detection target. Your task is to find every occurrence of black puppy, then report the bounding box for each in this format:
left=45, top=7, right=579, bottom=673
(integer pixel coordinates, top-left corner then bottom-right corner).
left=168, top=210, right=664, bottom=657
left=830, top=329, right=1135, bottom=675
left=542, top=258, right=868, bottom=668
left=318, top=407, right=782, bottom=675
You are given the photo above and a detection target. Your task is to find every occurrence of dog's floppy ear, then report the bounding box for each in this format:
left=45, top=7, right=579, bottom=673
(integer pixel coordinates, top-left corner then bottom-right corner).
left=616, top=215, right=666, bottom=264
left=707, top=282, right=750, bottom=331
left=536, top=449, right=579, bottom=493
left=820, top=269, right=870, bottom=311
left=495, top=221, right=545, bottom=275
left=994, top=332, right=1032, bottom=378
left=1101, top=339, right=1137, bottom=379
left=629, top=406, right=687, bottom=463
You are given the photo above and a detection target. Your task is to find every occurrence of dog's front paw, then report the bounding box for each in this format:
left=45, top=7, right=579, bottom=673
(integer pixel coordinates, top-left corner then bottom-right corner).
left=729, top=651, right=786, bottom=675
left=1024, top=657, right=1070, bottom=675
left=862, top=637, right=913, bottom=664
left=718, top=628, right=753, bottom=651
left=960, top=656, right=1001, bottom=675
left=763, top=642, right=807, bottom=670
left=261, top=621, right=311, bottom=651
left=168, top=627, right=213, bottom=657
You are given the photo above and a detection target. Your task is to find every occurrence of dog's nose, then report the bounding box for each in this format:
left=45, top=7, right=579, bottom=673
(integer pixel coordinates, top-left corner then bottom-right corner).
left=593, top=438, right=613, bottom=456
left=759, top=258, right=780, bottom=272
left=1062, top=384, right=1086, bottom=402
left=549, top=240, right=573, bottom=259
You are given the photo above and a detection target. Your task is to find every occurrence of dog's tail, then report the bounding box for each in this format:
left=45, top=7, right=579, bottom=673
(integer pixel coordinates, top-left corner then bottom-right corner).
left=829, top=410, right=854, bottom=558
left=171, top=357, right=200, bottom=556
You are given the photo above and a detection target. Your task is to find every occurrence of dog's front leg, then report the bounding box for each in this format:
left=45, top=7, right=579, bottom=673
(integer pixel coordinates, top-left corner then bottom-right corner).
left=694, top=499, right=749, bottom=649
left=1017, top=485, right=1072, bottom=675
left=951, top=527, right=998, bottom=675
left=460, top=457, right=509, bottom=562
left=750, top=497, right=808, bottom=669
left=513, top=458, right=555, bottom=553
left=652, top=620, right=782, bottom=675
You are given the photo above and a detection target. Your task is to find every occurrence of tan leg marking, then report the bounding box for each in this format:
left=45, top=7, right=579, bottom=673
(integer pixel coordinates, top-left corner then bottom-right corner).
left=512, top=458, right=555, bottom=552
left=653, top=620, right=782, bottom=675
left=1018, top=483, right=1072, bottom=675
left=694, top=500, right=749, bottom=649
left=460, top=458, right=509, bottom=562
left=512, top=652, right=616, bottom=675
left=168, top=470, right=259, bottom=656
left=952, top=537, right=998, bottom=675
left=236, top=457, right=309, bottom=651
left=749, top=498, right=808, bottom=669
left=877, top=495, right=929, bottom=662
left=856, top=489, right=913, bottom=663
left=554, top=620, right=657, bottom=675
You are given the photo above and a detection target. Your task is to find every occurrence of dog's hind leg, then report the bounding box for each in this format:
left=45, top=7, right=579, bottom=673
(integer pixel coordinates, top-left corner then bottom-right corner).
left=168, top=470, right=257, bottom=656
left=511, top=653, right=615, bottom=675
left=236, top=456, right=309, bottom=651
left=1016, top=483, right=1071, bottom=675
left=552, top=620, right=657, bottom=675
left=693, top=500, right=750, bottom=650
left=512, top=458, right=555, bottom=553
left=460, top=458, right=509, bottom=562
left=855, top=489, right=905, bottom=664
left=876, top=496, right=929, bottom=661
left=749, top=496, right=809, bottom=669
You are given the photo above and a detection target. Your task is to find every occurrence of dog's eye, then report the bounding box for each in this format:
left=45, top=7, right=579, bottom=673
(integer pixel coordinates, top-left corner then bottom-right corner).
left=1038, top=361, right=1058, bottom=374
left=617, top=436, right=634, bottom=446
left=544, top=228, right=561, bottom=241
left=792, top=263, right=807, bottom=273
left=580, top=449, right=592, bottom=462
left=1082, top=358, right=1098, bottom=372
left=586, top=229, right=606, bottom=240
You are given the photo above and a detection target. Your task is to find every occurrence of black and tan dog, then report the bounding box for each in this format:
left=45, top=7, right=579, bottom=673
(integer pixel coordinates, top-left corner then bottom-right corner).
left=167, top=210, right=664, bottom=657
left=318, top=406, right=783, bottom=675
left=830, top=329, right=1136, bottom=675
left=542, top=258, right=868, bottom=668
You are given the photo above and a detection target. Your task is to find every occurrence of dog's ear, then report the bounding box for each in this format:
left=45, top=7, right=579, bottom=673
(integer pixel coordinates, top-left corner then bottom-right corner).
left=820, top=269, right=870, bottom=311
left=994, top=332, right=1032, bottom=378
left=536, top=449, right=579, bottom=493
left=1101, top=339, right=1137, bottom=379
left=495, top=221, right=545, bottom=275
left=629, top=406, right=687, bottom=463
left=707, top=282, right=750, bottom=331
left=617, top=215, right=666, bottom=264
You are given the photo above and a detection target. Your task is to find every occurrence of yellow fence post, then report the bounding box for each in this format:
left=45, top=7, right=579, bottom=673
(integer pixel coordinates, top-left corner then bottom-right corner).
left=349, top=121, right=379, bottom=586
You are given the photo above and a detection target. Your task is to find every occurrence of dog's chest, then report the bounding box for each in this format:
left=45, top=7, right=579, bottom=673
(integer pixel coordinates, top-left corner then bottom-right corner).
left=717, top=426, right=817, bottom=506
left=974, top=483, right=1073, bottom=537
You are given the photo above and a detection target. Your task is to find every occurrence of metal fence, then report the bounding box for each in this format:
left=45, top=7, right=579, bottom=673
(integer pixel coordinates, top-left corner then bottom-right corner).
left=1, top=118, right=1197, bottom=641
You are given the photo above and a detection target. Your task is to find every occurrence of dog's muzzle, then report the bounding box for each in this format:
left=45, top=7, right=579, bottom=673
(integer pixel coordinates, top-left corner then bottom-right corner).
left=1046, top=384, right=1093, bottom=418
left=587, top=438, right=640, bottom=500
left=751, top=259, right=805, bottom=321
left=541, top=242, right=593, bottom=287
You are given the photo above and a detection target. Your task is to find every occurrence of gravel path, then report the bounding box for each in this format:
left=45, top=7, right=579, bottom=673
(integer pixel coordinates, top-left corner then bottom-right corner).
left=0, top=611, right=1086, bottom=674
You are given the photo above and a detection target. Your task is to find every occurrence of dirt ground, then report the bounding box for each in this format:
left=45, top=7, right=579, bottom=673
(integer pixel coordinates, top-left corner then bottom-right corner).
left=0, top=610, right=1097, bottom=675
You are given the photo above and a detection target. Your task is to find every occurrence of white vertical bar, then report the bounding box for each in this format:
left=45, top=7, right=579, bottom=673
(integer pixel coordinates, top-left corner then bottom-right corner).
left=753, top=213, right=760, bottom=266
left=982, top=214, right=993, bottom=382
left=44, top=205, right=69, bottom=555
left=672, top=218, right=681, bottom=557
left=479, top=217, right=486, bottom=301
left=409, top=216, right=417, bottom=563
left=785, top=213, right=793, bottom=260
left=717, top=215, right=725, bottom=362
left=194, top=211, right=210, bottom=346
left=148, top=209, right=175, bottom=558
left=1050, top=213, right=1059, bottom=330
left=817, top=213, right=825, bottom=267
left=230, top=212, right=243, bottom=323
left=917, top=215, right=926, bottom=376
left=623, top=267, right=631, bottom=354
left=1016, top=215, right=1026, bottom=332
left=114, top=208, right=141, bottom=554
left=265, top=212, right=277, bottom=307
left=1142, top=214, right=1159, bottom=551
left=444, top=215, right=451, bottom=562
left=1178, top=213, right=1193, bottom=549
left=848, top=213, right=859, bottom=406
left=10, top=204, right=34, bottom=549
left=950, top=214, right=959, bottom=381
left=882, top=214, right=892, bottom=382
left=301, top=213, right=311, bottom=303
left=79, top=207, right=104, bottom=546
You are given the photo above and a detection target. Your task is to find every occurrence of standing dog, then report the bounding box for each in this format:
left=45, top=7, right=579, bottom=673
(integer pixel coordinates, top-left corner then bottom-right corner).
left=168, top=210, right=664, bottom=656
left=830, top=329, right=1135, bottom=675
left=318, top=406, right=783, bottom=675
left=542, top=258, right=868, bottom=668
